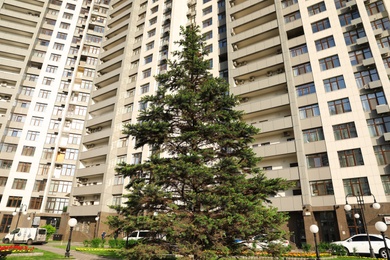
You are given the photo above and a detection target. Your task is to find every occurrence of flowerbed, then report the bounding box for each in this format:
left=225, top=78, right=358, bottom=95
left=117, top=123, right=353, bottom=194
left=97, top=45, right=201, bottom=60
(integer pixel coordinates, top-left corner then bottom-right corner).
left=244, top=251, right=333, bottom=258
left=0, top=245, right=34, bottom=253
left=76, top=247, right=120, bottom=252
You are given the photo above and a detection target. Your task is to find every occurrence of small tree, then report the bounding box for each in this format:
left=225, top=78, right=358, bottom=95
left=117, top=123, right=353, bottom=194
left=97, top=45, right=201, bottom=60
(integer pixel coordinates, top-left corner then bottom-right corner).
left=108, top=25, right=291, bottom=259
left=42, top=224, right=56, bottom=241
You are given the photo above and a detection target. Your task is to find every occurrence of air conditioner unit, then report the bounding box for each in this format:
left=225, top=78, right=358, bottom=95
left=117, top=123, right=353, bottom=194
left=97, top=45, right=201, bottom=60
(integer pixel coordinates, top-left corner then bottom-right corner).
left=276, top=49, right=282, bottom=54
left=55, top=164, right=61, bottom=169
left=283, top=131, right=291, bottom=137
left=241, top=97, right=249, bottom=102
left=267, top=71, right=273, bottom=77
left=232, top=44, right=238, bottom=51
left=93, top=195, right=99, bottom=200
left=363, top=84, right=370, bottom=90
left=233, top=61, right=238, bottom=67
left=231, top=29, right=235, bottom=36
left=249, top=77, right=255, bottom=82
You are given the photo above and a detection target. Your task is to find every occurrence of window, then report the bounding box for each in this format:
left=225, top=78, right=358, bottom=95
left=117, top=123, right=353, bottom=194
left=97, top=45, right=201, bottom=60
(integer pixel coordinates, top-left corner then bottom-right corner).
left=147, top=29, right=156, bottom=38
left=203, top=31, right=213, bottom=40
left=203, top=18, right=212, bottom=28
left=312, top=18, right=331, bottom=33
left=218, top=12, right=226, bottom=21
left=338, top=148, right=364, bottom=167
left=151, top=5, right=158, bottom=14
left=310, top=180, right=334, bottom=196
left=11, top=114, right=25, bottom=123
left=141, top=83, right=149, bottom=94
left=367, top=116, right=390, bottom=137
left=65, top=148, right=78, bottom=160
left=53, top=106, right=63, bottom=116
left=306, top=153, right=329, bottom=168
left=384, top=56, right=390, bottom=69
left=60, top=22, right=70, bottom=29
left=333, top=122, right=358, bottom=140
left=0, top=160, right=12, bottom=169
left=218, top=25, right=226, bottom=34
left=12, top=179, right=27, bottom=190
left=8, top=128, right=22, bottom=137
left=282, top=0, right=298, bottom=8
left=83, top=68, right=95, bottom=77
left=66, top=3, right=75, bottom=10
left=349, top=48, right=372, bottom=66
left=343, top=177, right=369, bottom=196
left=45, top=197, right=68, bottom=214
left=38, top=164, right=50, bottom=176
left=29, top=197, right=43, bottom=210
left=146, top=41, right=154, bottom=50
left=63, top=12, right=73, bottom=19
left=17, top=162, right=31, bottom=173
left=71, top=119, right=84, bottom=130
left=42, top=77, right=54, bottom=86
left=41, top=148, right=54, bottom=160
left=315, top=36, right=335, bottom=51
left=39, top=90, right=51, bottom=99
left=45, top=133, right=56, bottom=144
left=144, top=54, right=153, bottom=64
left=133, top=47, right=141, bottom=56
left=219, top=39, right=227, bottom=48
left=299, top=104, right=320, bottom=119
left=293, top=63, right=312, bottom=76
left=0, top=143, right=17, bottom=153
left=0, top=177, right=7, bottom=186
left=354, top=69, right=379, bottom=89
left=149, top=16, right=157, bottom=25
left=68, top=134, right=81, bottom=145
left=319, top=55, right=340, bottom=71
left=366, top=1, right=385, bottom=15
left=81, top=80, right=93, bottom=90
left=57, top=32, right=67, bottom=40
left=132, top=152, right=142, bottom=164
left=112, top=195, right=122, bottom=206
left=344, top=28, right=366, bottom=45
left=21, top=146, right=36, bottom=156
left=303, top=127, right=324, bottom=143
left=284, top=11, right=301, bottom=23
left=35, top=103, right=47, bottom=112
left=26, top=131, right=39, bottom=141
left=370, top=17, right=389, bottom=31
left=205, top=44, right=213, bottom=53
left=7, top=196, right=22, bottom=207
left=308, top=2, right=326, bottom=16
left=377, top=35, right=390, bottom=48
left=61, top=164, right=76, bottom=176
left=139, top=101, right=148, bottom=111
left=114, top=175, right=124, bottom=185
left=328, top=98, right=352, bottom=115
left=41, top=29, right=53, bottom=36
left=290, top=44, right=308, bottom=57
left=360, top=91, right=386, bottom=111
left=374, top=145, right=390, bottom=165
left=339, top=10, right=360, bottom=27
left=203, top=6, right=212, bottom=15
left=49, top=180, right=72, bottom=194
left=143, top=69, right=151, bottom=78
left=20, top=87, right=34, bottom=96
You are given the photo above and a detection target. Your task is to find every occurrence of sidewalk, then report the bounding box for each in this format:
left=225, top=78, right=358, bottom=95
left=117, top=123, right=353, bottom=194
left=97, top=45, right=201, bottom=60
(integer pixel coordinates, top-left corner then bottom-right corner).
left=39, top=242, right=121, bottom=260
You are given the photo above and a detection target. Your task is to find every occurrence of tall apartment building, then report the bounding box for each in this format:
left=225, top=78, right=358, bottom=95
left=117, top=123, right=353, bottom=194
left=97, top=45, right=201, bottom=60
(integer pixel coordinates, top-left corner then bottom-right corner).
left=0, top=0, right=109, bottom=235
left=1, top=0, right=390, bottom=246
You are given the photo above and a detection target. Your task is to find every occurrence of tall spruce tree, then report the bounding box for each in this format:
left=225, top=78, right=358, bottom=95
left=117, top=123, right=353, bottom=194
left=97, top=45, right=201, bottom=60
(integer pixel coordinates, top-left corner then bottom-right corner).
left=108, top=25, right=291, bottom=259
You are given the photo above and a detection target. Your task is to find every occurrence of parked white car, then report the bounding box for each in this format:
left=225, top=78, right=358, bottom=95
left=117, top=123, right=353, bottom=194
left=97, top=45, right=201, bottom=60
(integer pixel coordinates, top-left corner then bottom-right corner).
left=123, top=230, right=166, bottom=241
left=236, top=234, right=289, bottom=251
left=331, top=234, right=390, bottom=258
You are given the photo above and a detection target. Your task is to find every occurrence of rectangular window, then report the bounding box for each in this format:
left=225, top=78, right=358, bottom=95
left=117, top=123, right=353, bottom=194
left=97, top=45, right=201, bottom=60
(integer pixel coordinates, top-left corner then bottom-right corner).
left=312, top=18, right=331, bottom=33
left=45, top=133, right=56, bottom=144
left=7, top=196, right=22, bottom=207
left=343, top=177, right=369, bottom=196
left=41, top=148, right=54, bottom=160
left=203, top=31, right=213, bottom=40
left=65, top=148, right=79, bottom=160
left=49, top=180, right=72, bottom=194
left=144, top=55, right=153, bottom=64
left=290, top=44, right=308, bottom=57
left=374, top=145, right=390, bottom=165
left=282, top=0, right=298, bottom=8
left=360, top=91, right=386, bottom=111
left=147, top=29, right=156, bottom=37
left=56, top=32, right=67, bottom=40
left=17, top=162, right=31, bottom=173
left=324, top=75, right=346, bottom=92
left=310, top=180, right=334, bottom=196
left=349, top=48, right=373, bottom=66
left=141, top=83, right=150, bottom=94
left=367, top=116, right=390, bottom=137
left=299, top=104, right=320, bottom=119
left=381, top=175, right=390, bottom=195
left=132, top=152, right=142, bottom=164
left=315, top=36, right=335, bottom=51
left=203, top=6, right=212, bottom=15
left=293, top=63, right=312, bottom=76
left=114, top=175, right=124, bottom=185
left=308, top=2, right=326, bottom=16
left=338, top=148, right=364, bottom=167
left=306, top=153, right=329, bottom=168
left=146, top=41, right=154, bottom=50
left=355, top=69, right=380, bottom=89
left=371, top=17, right=390, bottom=31
left=112, top=195, right=122, bottom=206
left=328, top=98, right=352, bottom=115
left=302, top=127, right=324, bottom=143
left=39, top=90, right=51, bottom=99
left=333, top=122, right=358, bottom=140
left=203, top=18, right=212, bottom=28
left=319, top=55, right=340, bottom=71
left=68, top=134, right=81, bottom=145
left=344, top=28, right=366, bottom=45
left=29, top=197, right=43, bottom=210
left=45, top=197, right=68, bottom=214
left=284, top=11, right=301, bottom=23
left=26, top=131, right=39, bottom=141
left=38, top=164, right=50, bottom=176
left=61, top=164, right=76, bottom=176
left=0, top=177, right=7, bottom=186
left=21, top=146, right=36, bottom=156
left=339, top=10, right=360, bottom=27
left=12, top=179, right=27, bottom=190
left=143, top=69, right=151, bottom=78
left=42, top=77, right=54, bottom=86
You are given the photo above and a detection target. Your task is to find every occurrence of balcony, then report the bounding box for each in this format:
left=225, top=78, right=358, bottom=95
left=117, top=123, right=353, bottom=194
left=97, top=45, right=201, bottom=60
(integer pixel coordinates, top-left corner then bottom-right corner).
left=79, top=145, right=109, bottom=160
left=73, top=182, right=103, bottom=196
left=77, top=164, right=106, bottom=178
left=252, top=140, right=296, bottom=158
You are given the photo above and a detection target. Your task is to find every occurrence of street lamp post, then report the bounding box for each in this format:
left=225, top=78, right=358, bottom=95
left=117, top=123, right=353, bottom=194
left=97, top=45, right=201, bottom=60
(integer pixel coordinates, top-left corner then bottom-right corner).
left=94, top=212, right=100, bottom=238
left=12, top=204, right=27, bottom=229
left=27, top=212, right=36, bottom=227
left=310, top=224, right=320, bottom=260
left=344, top=192, right=380, bottom=258
left=375, top=221, right=390, bottom=260
left=65, top=218, right=77, bottom=258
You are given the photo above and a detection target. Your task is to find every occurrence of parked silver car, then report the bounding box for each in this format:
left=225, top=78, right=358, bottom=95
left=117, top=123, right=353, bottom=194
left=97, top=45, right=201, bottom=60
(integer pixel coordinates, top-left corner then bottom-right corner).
left=331, top=234, right=390, bottom=258
left=236, top=234, right=290, bottom=251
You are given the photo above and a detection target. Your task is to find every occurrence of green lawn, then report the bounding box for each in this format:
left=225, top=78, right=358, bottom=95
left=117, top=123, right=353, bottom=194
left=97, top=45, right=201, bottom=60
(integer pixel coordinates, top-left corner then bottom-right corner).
left=7, top=248, right=66, bottom=259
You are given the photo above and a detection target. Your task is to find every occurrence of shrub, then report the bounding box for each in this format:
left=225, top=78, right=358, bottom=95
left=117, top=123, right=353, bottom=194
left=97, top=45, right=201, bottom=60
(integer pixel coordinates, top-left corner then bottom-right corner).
left=83, top=240, right=91, bottom=247
left=41, top=224, right=57, bottom=241
left=91, top=238, right=101, bottom=248
left=317, top=242, right=330, bottom=253
left=329, top=243, right=347, bottom=256
left=301, top=243, right=311, bottom=252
